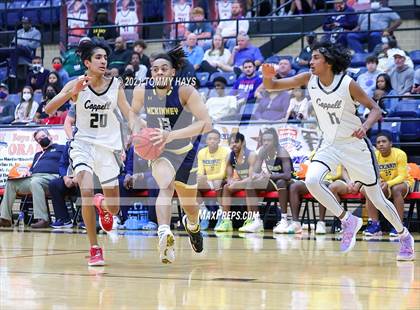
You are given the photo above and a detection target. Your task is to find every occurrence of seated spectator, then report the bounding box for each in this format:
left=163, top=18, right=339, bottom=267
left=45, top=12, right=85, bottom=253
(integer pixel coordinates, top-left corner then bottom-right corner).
left=183, top=34, right=205, bottom=71
left=6, top=16, right=41, bottom=78
left=356, top=55, right=382, bottom=98
left=372, top=73, right=398, bottom=113
left=132, top=40, right=151, bottom=68
left=230, top=34, right=264, bottom=74
left=294, top=32, right=317, bottom=70
left=51, top=57, right=70, bottom=86
left=199, top=34, right=233, bottom=73
left=376, top=38, right=414, bottom=73
left=26, top=56, right=50, bottom=93
left=215, top=132, right=262, bottom=232
left=411, top=68, right=420, bottom=94
left=12, top=86, right=39, bottom=125
left=0, top=129, right=65, bottom=228
left=88, top=8, right=118, bottom=42
left=35, top=84, right=67, bottom=125
left=253, top=87, right=291, bottom=120
left=115, top=0, right=139, bottom=40
left=206, top=76, right=240, bottom=121
left=252, top=128, right=293, bottom=232
left=389, top=50, right=414, bottom=96
left=275, top=58, right=295, bottom=79
left=284, top=87, right=309, bottom=121
left=46, top=71, right=63, bottom=92
left=175, top=58, right=196, bottom=78
left=109, top=36, right=132, bottom=75
left=216, top=1, right=249, bottom=50
left=62, top=37, right=91, bottom=79
left=49, top=142, right=79, bottom=228
left=322, top=0, right=357, bottom=47
left=0, top=83, right=16, bottom=124
left=347, top=0, right=402, bottom=53
left=230, top=60, right=262, bottom=104
left=127, top=52, right=147, bottom=81
left=185, top=7, right=212, bottom=49
left=362, top=132, right=414, bottom=237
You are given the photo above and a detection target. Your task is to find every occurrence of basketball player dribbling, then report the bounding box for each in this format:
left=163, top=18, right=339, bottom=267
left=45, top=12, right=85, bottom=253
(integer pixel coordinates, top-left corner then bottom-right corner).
left=46, top=39, right=133, bottom=266
left=262, top=41, right=414, bottom=260
left=131, top=46, right=212, bottom=264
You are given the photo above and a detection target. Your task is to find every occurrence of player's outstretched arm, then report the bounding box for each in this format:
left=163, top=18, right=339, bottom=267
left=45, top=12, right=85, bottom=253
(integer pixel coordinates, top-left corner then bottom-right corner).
left=45, top=75, right=90, bottom=114
left=349, top=80, right=382, bottom=139
left=262, top=64, right=310, bottom=92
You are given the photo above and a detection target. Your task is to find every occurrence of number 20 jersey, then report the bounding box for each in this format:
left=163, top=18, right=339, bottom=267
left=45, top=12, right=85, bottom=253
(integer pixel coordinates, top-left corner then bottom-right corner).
left=74, top=76, right=123, bottom=150
left=308, top=73, right=362, bottom=144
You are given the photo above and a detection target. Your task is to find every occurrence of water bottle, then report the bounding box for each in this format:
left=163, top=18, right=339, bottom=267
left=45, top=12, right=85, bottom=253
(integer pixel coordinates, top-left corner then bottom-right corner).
left=18, top=211, right=25, bottom=230
left=133, top=202, right=145, bottom=229
left=125, top=207, right=136, bottom=230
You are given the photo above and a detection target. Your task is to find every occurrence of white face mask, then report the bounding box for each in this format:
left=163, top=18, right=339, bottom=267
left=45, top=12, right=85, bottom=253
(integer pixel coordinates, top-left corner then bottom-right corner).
left=371, top=2, right=381, bottom=10
left=22, top=93, right=31, bottom=101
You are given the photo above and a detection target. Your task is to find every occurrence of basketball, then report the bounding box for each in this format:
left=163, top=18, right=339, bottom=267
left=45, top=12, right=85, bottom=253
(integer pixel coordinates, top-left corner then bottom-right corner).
left=132, top=128, right=164, bottom=160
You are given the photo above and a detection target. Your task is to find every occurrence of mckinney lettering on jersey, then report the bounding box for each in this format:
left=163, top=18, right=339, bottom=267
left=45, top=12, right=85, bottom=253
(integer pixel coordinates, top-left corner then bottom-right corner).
left=146, top=106, right=179, bottom=116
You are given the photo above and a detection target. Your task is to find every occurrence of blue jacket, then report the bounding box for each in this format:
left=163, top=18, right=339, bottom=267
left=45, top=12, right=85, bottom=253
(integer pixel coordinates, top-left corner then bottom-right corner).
left=31, top=143, right=65, bottom=175
left=323, top=6, right=358, bottom=31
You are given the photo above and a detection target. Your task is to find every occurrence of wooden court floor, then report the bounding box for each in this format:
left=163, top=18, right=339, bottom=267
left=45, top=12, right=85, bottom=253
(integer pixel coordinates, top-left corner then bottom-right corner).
left=0, top=228, right=419, bottom=310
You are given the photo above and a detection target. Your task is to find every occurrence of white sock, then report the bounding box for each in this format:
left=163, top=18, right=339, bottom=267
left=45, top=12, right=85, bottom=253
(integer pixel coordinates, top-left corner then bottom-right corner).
left=281, top=214, right=288, bottom=221
left=342, top=212, right=350, bottom=222
left=158, top=224, right=170, bottom=238
left=398, top=227, right=408, bottom=237
left=186, top=217, right=199, bottom=232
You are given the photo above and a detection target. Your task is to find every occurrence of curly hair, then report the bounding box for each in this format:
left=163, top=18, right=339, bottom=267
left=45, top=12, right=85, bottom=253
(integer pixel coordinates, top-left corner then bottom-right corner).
left=77, top=38, right=111, bottom=63
left=153, top=45, right=186, bottom=70
left=311, top=41, right=352, bottom=74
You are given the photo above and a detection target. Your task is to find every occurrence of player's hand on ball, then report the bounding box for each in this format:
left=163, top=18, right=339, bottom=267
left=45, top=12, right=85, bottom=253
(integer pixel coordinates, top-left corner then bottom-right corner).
left=262, top=64, right=276, bottom=79
left=150, top=129, right=172, bottom=148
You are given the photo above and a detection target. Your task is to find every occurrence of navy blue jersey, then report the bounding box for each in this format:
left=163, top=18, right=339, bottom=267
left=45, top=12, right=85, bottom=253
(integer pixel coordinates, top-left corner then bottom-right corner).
left=144, top=83, right=193, bottom=151
left=229, top=148, right=251, bottom=180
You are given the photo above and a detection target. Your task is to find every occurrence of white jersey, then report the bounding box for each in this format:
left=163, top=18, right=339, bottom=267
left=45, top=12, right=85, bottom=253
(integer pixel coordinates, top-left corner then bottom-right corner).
left=308, top=73, right=362, bottom=145
left=115, top=9, right=138, bottom=34
left=74, top=77, right=123, bottom=151
left=218, top=0, right=232, bottom=20
left=173, top=3, right=191, bottom=22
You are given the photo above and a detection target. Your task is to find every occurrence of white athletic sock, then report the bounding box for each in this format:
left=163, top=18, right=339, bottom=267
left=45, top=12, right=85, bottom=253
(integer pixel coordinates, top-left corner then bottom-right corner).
left=281, top=214, right=288, bottom=220
left=363, top=183, right=404, bottom=233
left=158, top=224, right=171, bottom=238
left=186, top=217, right=199, bottom=232
left=398, top=227, right=408, bottom=237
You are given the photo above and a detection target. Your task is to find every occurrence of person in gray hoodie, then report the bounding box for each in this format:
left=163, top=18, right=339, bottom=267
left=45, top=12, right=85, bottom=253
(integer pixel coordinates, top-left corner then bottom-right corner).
left=389, top=50, right=414, bottom=95
left=0, top=83, right=15, bottom=124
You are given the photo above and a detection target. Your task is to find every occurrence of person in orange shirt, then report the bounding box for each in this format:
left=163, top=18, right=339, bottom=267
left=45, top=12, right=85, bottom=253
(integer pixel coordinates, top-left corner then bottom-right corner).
left=363, top=131, right=414, bottom=237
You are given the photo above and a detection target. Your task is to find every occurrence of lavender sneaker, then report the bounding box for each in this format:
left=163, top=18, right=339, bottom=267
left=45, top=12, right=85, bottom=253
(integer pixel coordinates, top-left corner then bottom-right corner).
left=397, top=231, right=415, bottom=261
left=340, top=214, right=363, bottom=253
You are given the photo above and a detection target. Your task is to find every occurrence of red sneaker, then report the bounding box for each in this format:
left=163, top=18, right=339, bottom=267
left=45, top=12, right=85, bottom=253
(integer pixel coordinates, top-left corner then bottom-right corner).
left=88, top=246, right=104, bottom=266
left=93, top=193, right=113, bottom=232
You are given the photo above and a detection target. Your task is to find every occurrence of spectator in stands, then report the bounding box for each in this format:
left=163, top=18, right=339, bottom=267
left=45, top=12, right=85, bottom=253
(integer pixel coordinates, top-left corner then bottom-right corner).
left=46, top=72, right=62, bottom=92
left=200, top=34, right=233, bottom=73
left=35, top=84, right=66, bottom=125
left=253, top=87, right=291, bottom=120
left=88, top=8, right=118, bottom=42
left=132, top=40, right=151, bottom=68
left=185, top=7, right=213, bottom=49
left=347, top=0, right=402, bottom=53
left=389, top=50, right=414, bottom=96
left=283, top=87, right=309, bottom=121
left=12, top=86, right=39, bottom=124
left=206, top=76, right=239, bottom=121
left=62, top=37, right=91, bottom=79
left=109, top=36, right=132, bottom=75
left=411, top=69, right=420, bottom=94
left=8, top=16, right=41, bottom=78
left=49, top=142, right=78, bottom=228
left=357, top=55, right=382, bottom=98
left=115, top=0, right=139, bottom=39
left=294, top=32, right=317, bottom=70
left=216, top=1, right=249, bottom=50
left=322, top=0, right=357, bottom=47
left=231, top=60, right=262, bottom=104
left=183, top=33, right=205, bottom=71
left=363, top=132, right=414, bottom=237
left=275, top=58, right=295, bottom=79
left=26, top=56, right=50, bottom=93
left=125, top=52, right=147, bottom=82
left=51, top=57, right=70, bottom=86
left=376, top=37, right=414, bottom=73
left=0, top=83, right=15, bottom=124
left=231, top=33, right=264, bottom=74
left=372, top=73, right=398, bottom=113
left=215, top=132, right=262, bottom=232
left=0, top=129, right=65, bottom=228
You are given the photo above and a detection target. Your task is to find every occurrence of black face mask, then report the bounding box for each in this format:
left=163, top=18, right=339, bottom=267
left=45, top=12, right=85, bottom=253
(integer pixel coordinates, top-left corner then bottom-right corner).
left=124, top=69, right=134, bottom=76
left=46, top=91, right=56, bottom=99
left=39, top=137, right=51, bottom=148
left=98, top=15, right=107, bottom=23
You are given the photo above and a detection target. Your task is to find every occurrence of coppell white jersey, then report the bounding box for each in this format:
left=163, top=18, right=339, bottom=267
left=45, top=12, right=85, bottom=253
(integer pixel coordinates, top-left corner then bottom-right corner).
left=74, top=76, right=123, bottom=151
left=218, top=0, right=232, bottom=20
left=173, top=2, right=191, bottom=22
left=115, top=8, right=139, bottom=34
left=308, top=73, right=362, bottom=144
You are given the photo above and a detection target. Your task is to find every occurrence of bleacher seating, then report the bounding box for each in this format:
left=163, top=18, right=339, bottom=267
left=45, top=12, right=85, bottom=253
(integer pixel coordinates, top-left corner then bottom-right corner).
left=209, top=72, right=237, bottom=86
left=350, top=53, right=368, bottom=67
left=409, top=50, right=420, bottom=65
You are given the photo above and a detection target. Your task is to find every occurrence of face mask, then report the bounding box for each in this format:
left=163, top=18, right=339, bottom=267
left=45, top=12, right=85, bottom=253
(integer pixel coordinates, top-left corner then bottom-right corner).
left=22, top=93, right=31, bottom=101
left=39, top=137, right=51, bottom=148
left=0, top=91, right=7, bottom=99
left=371, top=2, right=381, bottom=10
left=52, top=63, right=62, bottom=71
left=125, top=69, right=134, bottom=76
left=46, top=91, right=56, bottom=99
left=32, top=64, right=42, bottom=73
left=98, top=15, right=107, bottom=23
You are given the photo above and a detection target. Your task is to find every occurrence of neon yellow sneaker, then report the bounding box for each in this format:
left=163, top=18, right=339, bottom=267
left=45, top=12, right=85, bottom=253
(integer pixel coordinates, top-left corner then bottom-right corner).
left=214, top=219, right=233, bottom=232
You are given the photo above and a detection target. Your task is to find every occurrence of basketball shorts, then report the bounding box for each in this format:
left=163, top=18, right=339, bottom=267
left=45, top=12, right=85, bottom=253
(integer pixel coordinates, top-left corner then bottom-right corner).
left=312, top=137, right=378, bottom=187
left=152, top=144, right=198, bottom=188
left=69, top=139, right=122, bottom=187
